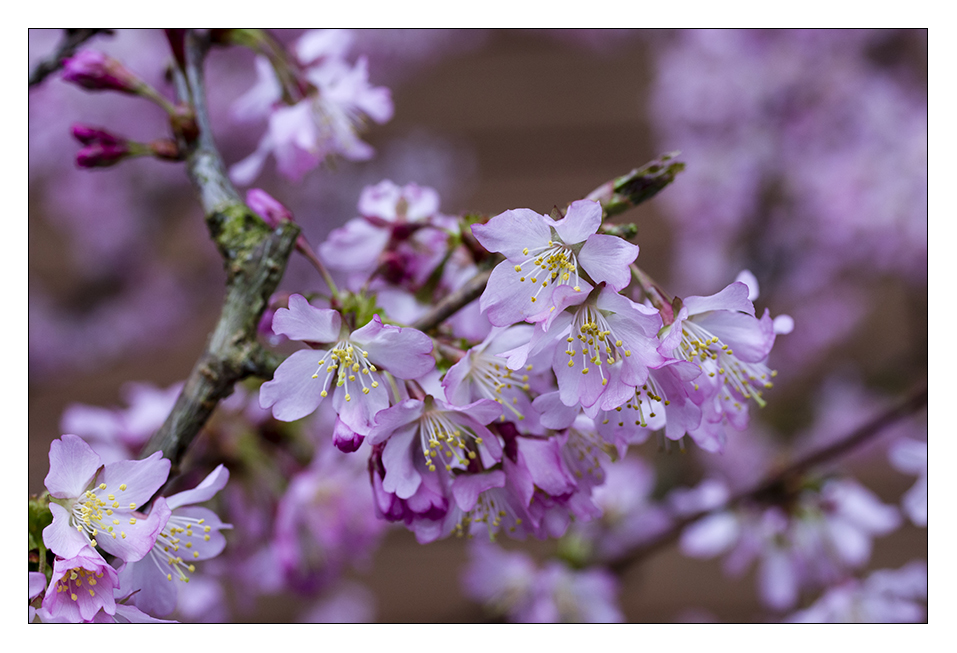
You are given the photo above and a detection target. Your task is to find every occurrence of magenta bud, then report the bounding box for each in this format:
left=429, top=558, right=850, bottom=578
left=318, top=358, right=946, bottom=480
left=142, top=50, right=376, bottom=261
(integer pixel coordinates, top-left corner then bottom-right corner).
left=76, top=143, right=131, bottom=168
left=61, top=50, right=143, bottom=94
left=332, top=418, right=365, bottom=453
left=71, top=123, right=124, bottom=146
left=246, top=189, right=294, bottom=228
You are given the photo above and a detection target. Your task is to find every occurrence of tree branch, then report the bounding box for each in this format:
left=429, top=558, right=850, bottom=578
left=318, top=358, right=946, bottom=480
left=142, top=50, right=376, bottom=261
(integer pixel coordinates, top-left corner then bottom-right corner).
left=586, top=152, right=685, bottom=218
left=606, top=384, right=927, bottom=575
left=29, top=29, right=112, bottom=88
left=411, top=268, right=492, bottom=333
left=139, top=30, right=299, bottom=473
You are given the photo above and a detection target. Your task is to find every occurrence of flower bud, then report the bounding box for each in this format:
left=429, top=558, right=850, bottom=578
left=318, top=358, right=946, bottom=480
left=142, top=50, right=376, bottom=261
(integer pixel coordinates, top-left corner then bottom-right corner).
left=61, top=50, right=145, bottom=94
left=76, top=142, right=131, bottom=168
left=246, top=189, right=294, bottom=228
left=71, top=123, right=124, bottom=146
left=148, top=139, right=181, bottom=161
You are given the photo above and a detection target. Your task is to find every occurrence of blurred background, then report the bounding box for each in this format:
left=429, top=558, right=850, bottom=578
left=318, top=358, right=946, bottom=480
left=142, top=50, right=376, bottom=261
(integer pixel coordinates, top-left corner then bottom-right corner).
left=28, top=29, right=927, bottom=622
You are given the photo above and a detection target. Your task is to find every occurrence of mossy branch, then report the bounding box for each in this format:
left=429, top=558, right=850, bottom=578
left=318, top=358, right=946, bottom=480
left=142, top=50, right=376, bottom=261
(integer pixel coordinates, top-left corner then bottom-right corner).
left=139, top=31, right=299, bottom=473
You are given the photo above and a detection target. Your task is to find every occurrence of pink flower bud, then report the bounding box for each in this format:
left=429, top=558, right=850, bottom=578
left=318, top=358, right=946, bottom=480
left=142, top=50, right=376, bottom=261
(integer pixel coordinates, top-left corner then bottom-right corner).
left=61, top=50, right=143, bottom=94
left=76, top=142, right=131, bottom=168
left=246, top=188, right=294, bottom=228
left=71, top=123, right=124, bottom=146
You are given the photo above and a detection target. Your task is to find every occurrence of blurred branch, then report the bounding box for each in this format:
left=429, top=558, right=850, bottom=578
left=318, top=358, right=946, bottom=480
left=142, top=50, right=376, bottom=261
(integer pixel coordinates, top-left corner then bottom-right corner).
left=28, top=29, right=112, bottom=88
left=586, top=152, right=685, bottom=218
left=607, top=384, right=927, bottom=575
left=411, top=268, right=492, bottom=333
left=140, top=30, right=299, bottom=473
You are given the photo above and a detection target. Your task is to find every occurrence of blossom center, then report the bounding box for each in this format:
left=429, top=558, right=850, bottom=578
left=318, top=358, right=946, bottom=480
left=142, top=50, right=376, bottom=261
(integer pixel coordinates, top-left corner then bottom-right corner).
left=420, top=411, right=481, bottom=473
left=467, top=353, right=531, bottom=421
left=678, top=321, right=775, bottom=406
left=565, top=306, right=630, bottom=386
left=602, top=379, right=666, bottom=429
left=513, top=240, right=582, bottom=304
left=147, top=514, right=213, bottom=583
left=55, top=567, right=105, bottom=602
left=71, top=480, right=137, bottom=546
left=311, top=339, right=381, bottom=402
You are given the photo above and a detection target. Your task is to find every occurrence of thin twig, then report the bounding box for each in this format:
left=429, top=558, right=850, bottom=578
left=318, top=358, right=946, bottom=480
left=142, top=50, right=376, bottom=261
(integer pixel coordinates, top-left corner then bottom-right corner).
left=29, top=29, right=111, bottom=88
left=411, top=268, right=493, bottom=333
left=606, top=384, right=927, bottom=574
left=139, top=30, right=299, bottom=473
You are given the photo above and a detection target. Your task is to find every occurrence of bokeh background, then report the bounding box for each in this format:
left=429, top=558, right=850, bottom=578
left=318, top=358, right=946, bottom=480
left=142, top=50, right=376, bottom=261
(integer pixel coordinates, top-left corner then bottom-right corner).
left=28, top=29, right=927, bottom=622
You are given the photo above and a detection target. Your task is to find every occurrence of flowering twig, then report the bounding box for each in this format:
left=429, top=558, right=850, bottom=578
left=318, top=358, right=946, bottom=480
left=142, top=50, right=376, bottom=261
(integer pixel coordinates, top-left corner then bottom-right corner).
left=139, top=30, right=299, bottom=473
left=606, top=384, right=928, bottom=574
left=28, top=29, right=112, bottom=88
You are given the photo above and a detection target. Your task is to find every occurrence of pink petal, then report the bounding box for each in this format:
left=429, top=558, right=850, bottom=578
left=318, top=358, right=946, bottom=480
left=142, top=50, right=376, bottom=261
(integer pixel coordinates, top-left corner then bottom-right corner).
left=272, top=295, right=342, bottom=342
left=351, top=315, right=435, bottom=379
left=381, top=425, right=421, bottom=499
left=45, top=434, right=101, bottom=498
left=578, top=234, right=639, bottom=291
left=260, top=348, right=330, bottom=422
left=683, top=281, right=755, bottom=317
left=166, top=465, right=230, bottom=510
left=550, top=199, right=602, bottom=244
left=451, top=471, right=506, bottom=512
left=471, top=209, right=552, bottom=260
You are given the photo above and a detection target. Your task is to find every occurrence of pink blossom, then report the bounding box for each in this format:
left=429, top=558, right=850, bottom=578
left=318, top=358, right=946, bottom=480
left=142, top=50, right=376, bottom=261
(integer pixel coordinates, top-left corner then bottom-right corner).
left=117, top=465, right=231, bottom=617
left=229, top=37, right=393, bottom=184
left=471, top=200, right=639, bottom=326
left=889, top=439, right=927, bottom=527
left=259, top=294, right=435, bottom=432
left=36, top=546, right=119, bottom=623
left=42, top=434, right=171, bottom=563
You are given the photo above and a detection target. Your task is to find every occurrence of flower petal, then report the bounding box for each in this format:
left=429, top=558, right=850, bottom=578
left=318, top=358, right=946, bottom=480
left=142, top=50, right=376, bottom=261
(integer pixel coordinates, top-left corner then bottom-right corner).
left=100, top=451, right=171, bottom=509
left=351, top=315, right=435, bottom=379
left=683, top=281, right=755, bottom=317
left=165, top=465, right=230, bottom=511
left=578, top=234, right=639, bottom=291
left=45, top=434, right=101, bottom=498
left=272, top=295, right=342, bottom=342
left=260, top=349, right=330, bottom=422
left=381, top=425, right=421, bottom=499
left=550, top=199, right=602, bottom=245
left=471, top=208, right=551, bottom=261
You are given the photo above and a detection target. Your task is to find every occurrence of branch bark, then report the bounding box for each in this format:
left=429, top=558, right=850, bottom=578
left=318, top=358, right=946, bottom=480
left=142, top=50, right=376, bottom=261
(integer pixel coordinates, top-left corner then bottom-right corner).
left=139, top=31, right=299, bottom=473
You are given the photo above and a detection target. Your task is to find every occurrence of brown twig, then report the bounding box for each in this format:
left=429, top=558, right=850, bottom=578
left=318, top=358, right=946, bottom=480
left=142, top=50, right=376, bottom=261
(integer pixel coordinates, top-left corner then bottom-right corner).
left=411, top=268, right=493, bottom=333
left=606, top=384, right=927, bottom=574
left=139, top=30, right=299, bottom=473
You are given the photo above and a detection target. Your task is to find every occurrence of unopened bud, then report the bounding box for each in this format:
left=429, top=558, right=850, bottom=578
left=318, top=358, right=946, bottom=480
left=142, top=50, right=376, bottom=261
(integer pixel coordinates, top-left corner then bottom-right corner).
left=71, top=124, right=124, bottom=146
left=170, top=105, right=198, bottom=143
left=246, top=189, right=294, bottom=228
left=76, top=142, right=131, bottom=168
left=61, top=50, right=145, bottom=94
left=149, top=139, right=181, bottom=161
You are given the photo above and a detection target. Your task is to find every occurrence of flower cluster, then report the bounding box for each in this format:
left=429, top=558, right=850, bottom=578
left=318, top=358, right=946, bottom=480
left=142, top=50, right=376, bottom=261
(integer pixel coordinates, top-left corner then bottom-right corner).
left=230, top=29, right=393, bottom=184
left=462, top=542, right=623, bottom=622
left=32, top=435, right=230, bottom=622
left=673, top=477, right=901, bottom=612
left=258, top=190, right=789, bottom=552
